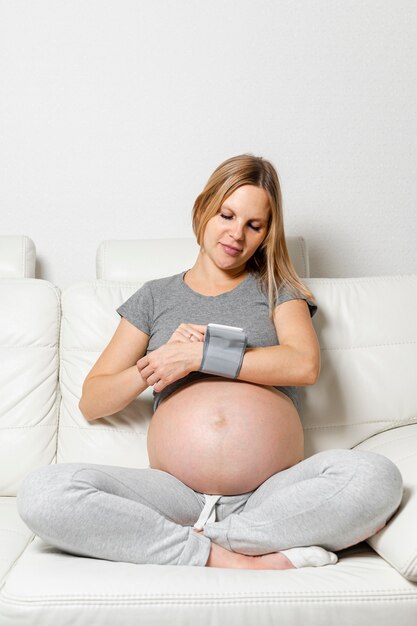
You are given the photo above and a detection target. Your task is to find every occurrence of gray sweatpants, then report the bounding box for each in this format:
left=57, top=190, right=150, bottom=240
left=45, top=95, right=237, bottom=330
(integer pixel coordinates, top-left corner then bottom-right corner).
left=16, top=448, right=403, bottom=567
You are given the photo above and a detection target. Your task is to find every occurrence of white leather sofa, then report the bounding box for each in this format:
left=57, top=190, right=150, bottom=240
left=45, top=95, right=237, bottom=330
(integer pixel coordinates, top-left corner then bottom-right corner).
left=1, top=234, right=417, bottom=625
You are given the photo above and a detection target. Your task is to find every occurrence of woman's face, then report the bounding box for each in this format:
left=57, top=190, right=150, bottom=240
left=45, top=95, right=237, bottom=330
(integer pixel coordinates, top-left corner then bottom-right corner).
left=202, top=184, right=270, bottom=272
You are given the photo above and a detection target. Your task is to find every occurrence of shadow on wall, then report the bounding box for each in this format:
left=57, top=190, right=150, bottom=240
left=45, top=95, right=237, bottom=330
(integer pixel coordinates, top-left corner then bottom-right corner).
left=35, top=258, right=42, bottom=279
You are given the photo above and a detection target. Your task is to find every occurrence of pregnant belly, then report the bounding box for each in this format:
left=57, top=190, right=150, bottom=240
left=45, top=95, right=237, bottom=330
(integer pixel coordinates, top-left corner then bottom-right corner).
left=147, top=378, right=304, bottom=495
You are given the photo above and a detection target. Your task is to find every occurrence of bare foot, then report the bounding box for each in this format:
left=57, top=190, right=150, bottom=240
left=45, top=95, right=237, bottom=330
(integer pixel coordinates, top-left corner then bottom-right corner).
left=194, top=530, right=295, bottom=570
left=250, top=551, right=296, bottom=570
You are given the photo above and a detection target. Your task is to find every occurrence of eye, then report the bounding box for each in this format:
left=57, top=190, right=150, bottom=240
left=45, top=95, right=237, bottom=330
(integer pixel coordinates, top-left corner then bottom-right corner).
left=220, top=213, right=233, bottom=220
left=249, top=224, right=262, bottom=232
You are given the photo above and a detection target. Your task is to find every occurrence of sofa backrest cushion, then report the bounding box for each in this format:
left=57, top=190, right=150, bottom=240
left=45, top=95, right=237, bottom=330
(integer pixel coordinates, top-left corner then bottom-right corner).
left=58, top=281, right=153, bottom=466
left=95, top=236, right=311, bottom=281
left=0, top=236, right=36, bottom=279
left=300, top=275, right=417, bottom=456
left=0, top=279, right=60, bottom=495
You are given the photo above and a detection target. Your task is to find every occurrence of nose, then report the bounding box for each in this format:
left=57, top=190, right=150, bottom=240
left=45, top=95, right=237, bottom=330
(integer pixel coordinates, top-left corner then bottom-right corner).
left=229, top=221, right=244, bottom=241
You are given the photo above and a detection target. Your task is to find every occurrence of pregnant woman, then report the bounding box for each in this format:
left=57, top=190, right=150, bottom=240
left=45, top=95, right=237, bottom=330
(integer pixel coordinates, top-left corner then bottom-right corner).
left=17, top=154, right=403, bottom=570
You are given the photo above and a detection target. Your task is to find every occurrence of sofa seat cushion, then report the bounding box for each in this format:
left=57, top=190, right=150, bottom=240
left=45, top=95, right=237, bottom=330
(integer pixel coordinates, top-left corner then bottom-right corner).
left=1, top=537, right=417, bottom=626
left=0, top=498, right=33, bottom=586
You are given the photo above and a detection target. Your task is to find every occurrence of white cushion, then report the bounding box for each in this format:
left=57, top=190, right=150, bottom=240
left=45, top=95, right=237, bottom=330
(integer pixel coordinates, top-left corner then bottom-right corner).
left=96, top=236, right=311, bottom=281
left=1, top=537, right=416, bottom=626
left=58, top=280, right=153, bottom=466
left=0, top=279, right=60, bottom=494
left=355, top=424, right=417, bottom=581
left=0, top=236, right=36, bottom=278
left=298, top=275, right=417, bottom=456
left=0, top=498, right=33, bottom=587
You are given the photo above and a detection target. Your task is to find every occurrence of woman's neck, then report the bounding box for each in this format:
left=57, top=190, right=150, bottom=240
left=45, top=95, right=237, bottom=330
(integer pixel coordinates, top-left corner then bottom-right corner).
left=185, top=252, right=248, bottom=293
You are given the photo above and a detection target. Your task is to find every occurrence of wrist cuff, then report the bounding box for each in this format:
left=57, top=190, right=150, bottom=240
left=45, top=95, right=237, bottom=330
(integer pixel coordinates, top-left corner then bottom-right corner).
left=200, top=323, right=247, bottom=378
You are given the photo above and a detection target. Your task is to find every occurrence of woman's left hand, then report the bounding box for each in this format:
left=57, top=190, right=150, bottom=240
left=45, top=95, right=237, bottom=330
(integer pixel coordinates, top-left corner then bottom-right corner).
left=167, top=323, right=206, bottom=344
left=137, top=341, right=204, bottom=393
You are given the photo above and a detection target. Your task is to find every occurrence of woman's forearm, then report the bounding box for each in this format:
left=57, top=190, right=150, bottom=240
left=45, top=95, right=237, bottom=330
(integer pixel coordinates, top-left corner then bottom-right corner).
left=79, top=365, right=149, bottom=421
left=237, top=345, right=319, bottom=387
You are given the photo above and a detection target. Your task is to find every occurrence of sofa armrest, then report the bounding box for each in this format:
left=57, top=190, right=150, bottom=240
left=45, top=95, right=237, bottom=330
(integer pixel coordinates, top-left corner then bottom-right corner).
left=354, top=424, right=417, bottom=581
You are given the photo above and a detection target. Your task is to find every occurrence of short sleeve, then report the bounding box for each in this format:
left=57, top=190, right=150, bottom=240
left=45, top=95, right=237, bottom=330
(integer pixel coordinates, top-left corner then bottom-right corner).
left=275, top=283, right=318, bottom=318
left=116, top=282, right=153, bottom=335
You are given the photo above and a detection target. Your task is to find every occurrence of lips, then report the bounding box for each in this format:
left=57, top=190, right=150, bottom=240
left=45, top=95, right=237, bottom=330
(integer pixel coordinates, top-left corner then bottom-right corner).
left=220, top=243, right=242, bottom=256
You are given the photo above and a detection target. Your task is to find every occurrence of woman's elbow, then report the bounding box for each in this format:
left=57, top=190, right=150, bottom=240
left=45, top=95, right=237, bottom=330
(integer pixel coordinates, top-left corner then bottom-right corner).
left=78, top=396, right=97, bottom=422
left=305, top=357, right=320, bottom=385
left=78, top=397, right=91, bottom=421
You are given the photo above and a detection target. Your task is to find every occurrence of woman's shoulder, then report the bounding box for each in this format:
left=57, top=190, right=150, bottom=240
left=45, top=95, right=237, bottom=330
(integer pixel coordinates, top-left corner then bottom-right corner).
left=118, top=272, right=183, bottom=304
left=275, top=279, right=318, bottom=318
left=245, top=272, right=318, bottom=318
left=145, top=271, right=184, bottom=293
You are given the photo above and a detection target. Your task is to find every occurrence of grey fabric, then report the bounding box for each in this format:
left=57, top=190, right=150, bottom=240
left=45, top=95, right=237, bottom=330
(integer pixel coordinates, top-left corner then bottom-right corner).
left=116, top=271, right=318, bottom=411
left=200, top=323, right=247, bottom=378
left=17, top=449, right=403, bottom=567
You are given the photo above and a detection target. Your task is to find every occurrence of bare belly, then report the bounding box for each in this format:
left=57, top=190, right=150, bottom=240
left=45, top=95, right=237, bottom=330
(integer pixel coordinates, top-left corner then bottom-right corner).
left=147, top=378, right=304, bottom=495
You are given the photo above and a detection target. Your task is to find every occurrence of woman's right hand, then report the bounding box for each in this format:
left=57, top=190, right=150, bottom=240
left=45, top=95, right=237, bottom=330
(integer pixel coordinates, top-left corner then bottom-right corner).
left=136, top=341, right=204, bottom=392
left=167, top=323, right=206, bottom=344
left=136, top=323, right=206, bottom=392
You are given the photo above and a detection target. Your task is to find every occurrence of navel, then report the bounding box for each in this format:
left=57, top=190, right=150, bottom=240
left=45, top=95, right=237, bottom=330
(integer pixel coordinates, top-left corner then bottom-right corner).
left=211, top=411, right=228, bottom=428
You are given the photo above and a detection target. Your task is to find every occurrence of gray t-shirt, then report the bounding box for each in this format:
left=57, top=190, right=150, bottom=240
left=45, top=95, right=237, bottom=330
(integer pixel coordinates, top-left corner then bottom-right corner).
left=116, top=271, right=318, bottom=412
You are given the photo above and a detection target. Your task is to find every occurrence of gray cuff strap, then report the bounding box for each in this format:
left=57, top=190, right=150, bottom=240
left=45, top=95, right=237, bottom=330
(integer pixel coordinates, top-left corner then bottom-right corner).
left=200, top=323, right=247, bottom=379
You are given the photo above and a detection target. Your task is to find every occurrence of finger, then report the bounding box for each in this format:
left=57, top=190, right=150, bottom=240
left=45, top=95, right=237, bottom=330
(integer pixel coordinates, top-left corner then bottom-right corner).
left=136, top=356, right=149, bottom=369
left=167, top=331, right=188, bottom=344
left=146, top=374, right=160, bottom=387
left=178, top=323, right=191, bottom=335
left=189, top=324, right=207, bottom=334
left=189, top=326, right=206, bottom=341
left=180, top=325, right=203, bottom=341
left=175, top=329, right=192, bottom=341
left=137, top=364, right=151, bottom=378
left=139, top=365, right=156, bottom=380
left=169, top=326, right=190, bottom=340
left=153, top=379, right=167, bottom=392
left=180, top=324, right=199, bottom=335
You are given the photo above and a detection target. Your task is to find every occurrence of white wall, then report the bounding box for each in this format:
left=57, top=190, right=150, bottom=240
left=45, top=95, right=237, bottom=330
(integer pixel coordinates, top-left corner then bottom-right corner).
left=1, top=0, right=416, bottom=290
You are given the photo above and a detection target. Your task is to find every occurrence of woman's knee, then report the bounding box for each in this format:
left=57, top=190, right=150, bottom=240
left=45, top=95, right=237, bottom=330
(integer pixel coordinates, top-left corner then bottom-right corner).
left=316, top=448, right=402, bottom=504
left=358, top=451, right=403, bottom=515
left=352, top=450, right=403, bottom=518
left=311, top=449, right=403, bottom=551
left=315, top=447, right=403, bottom=520
left=17, top=463, right=82, bottom=531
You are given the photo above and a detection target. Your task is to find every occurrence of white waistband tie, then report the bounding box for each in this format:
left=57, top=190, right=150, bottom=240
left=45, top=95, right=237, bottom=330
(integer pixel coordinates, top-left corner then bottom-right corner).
left=193, top=494, right=221, bottom=530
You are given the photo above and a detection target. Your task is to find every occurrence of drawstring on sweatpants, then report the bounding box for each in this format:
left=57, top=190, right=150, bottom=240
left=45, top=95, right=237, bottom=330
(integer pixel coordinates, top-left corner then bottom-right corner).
left=193, top=494, right=221, bottom=530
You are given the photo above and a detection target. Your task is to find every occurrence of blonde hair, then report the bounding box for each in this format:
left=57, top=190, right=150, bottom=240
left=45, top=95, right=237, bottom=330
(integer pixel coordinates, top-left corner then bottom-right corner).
left=192, top=153, right=317, bottom=317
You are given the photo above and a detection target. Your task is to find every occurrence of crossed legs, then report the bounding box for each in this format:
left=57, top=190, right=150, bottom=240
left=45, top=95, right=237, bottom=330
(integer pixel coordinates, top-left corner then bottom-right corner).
left=17, top=449, right=403, bottom=568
